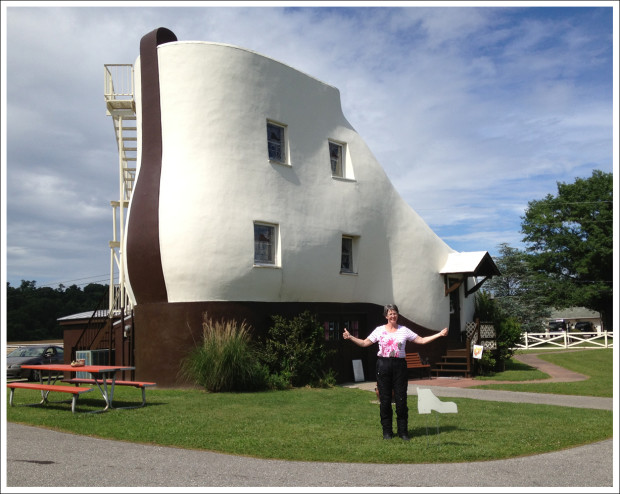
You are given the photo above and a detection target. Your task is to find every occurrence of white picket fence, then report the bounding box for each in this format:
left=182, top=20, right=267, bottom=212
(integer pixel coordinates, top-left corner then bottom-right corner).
left=516, top=331, right=614, bottom=350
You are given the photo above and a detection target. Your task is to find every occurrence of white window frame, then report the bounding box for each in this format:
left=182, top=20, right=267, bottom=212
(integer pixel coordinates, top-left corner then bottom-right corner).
left=340, top=235, right=358, bottom=274
left=254, top=221, right=279, bottom=267
left=329, top=140, right=344, bottom=177
left=328, top=139, right=354, bottom=180
left=267, top=120, right=288, bottom=165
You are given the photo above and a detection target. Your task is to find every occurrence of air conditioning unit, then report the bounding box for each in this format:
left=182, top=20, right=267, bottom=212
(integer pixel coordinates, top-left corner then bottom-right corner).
left=75, top=349, right=114, bottom=379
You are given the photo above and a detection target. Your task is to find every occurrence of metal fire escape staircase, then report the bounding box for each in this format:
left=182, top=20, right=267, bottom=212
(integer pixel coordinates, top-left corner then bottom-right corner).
left=74, top=65, right=137, bottom=363
left=104, top=63, right=136, bottom=320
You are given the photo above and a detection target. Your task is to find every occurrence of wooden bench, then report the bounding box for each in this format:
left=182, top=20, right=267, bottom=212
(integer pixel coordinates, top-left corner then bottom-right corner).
left=405, top=352, right=432, bottom=379
left=7, top=382, right=93, bottom=414
left=62, top=378, right=156, bottom=408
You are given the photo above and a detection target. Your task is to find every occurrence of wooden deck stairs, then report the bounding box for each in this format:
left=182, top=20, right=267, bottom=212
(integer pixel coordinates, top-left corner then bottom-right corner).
left=432, top=348, right=471, bottom=378
left=431, top=320, right=497, bottom=378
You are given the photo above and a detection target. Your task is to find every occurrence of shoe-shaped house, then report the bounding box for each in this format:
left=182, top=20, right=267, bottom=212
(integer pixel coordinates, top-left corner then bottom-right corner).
left=119, top=28, right=499, bottom=386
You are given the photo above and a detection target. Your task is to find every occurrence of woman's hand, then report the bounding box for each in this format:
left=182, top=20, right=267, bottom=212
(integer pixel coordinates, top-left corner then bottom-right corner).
left=343, top=328, right=351, bottom=339
left=439, top=328, right=448, bottom=337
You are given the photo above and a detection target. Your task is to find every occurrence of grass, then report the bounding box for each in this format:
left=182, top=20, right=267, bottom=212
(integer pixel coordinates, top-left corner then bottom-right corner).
left=471, top=348, right=614, bottom=397
left=473, top=356, right=550, bottom=381
left=6, top=348, right=614, bottom=464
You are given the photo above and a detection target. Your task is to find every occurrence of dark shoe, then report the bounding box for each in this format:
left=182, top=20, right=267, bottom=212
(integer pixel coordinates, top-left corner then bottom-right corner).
left=383, top=432, right=393, bottom=440
left=399, top=434, right=410, bottom=441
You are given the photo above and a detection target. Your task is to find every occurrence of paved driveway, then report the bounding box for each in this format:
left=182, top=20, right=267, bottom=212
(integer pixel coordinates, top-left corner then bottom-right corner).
left=4, top=422, right=614, bottom=488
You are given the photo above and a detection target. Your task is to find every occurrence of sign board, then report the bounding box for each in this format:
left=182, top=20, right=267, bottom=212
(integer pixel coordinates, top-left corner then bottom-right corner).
left=352, top=359, right=365, bottom=382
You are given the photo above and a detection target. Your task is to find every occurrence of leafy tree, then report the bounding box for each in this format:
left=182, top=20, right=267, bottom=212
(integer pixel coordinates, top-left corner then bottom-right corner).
left=6, top=281, right=109, bottom=341
left=521, top=170, right=613, bottom=330
left=486, top=243, right=551, bottom=333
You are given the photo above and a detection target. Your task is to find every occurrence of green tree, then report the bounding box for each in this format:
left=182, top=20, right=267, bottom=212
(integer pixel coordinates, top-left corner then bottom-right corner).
left=6, top=280, right=109, bottom=341
left=486, top=243, right=551, bottom=333
left=520, top=170, right=613, bottom=330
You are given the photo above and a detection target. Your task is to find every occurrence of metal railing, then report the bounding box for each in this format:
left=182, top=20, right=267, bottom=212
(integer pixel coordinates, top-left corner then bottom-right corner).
left=104, top=63, right=135, bottom=318
left=104, top=64, right=134, bottom=101
left=515, top=331, right=614, bottom=350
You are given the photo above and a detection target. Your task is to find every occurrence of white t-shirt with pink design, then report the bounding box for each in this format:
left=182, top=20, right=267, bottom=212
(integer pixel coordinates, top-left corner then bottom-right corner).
left=368, top=325, right=419, bottom=358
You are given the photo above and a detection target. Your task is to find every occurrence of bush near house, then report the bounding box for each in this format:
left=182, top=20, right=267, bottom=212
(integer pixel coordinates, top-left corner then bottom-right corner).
left=179, top=316, right=269, bottom=392
left=180, top=311, right=336, bottom=392
left=474, top=292, right=523, bottom=374
left=258, top=310, right=336, bottom=389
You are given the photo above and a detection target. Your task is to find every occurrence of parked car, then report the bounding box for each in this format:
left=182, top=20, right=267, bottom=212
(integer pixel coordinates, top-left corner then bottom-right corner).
left=548, top=321, right=566, bottom=332
left=6, top=344, right=64, bottom=381
left=575, top=321, right=595, bottom=332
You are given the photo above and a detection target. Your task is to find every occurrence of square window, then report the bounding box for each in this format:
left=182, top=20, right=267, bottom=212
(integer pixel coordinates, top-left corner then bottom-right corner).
left=323, top=318, right=360, bottom=341
left=329, top=141, right=343, bottom=177
left=267, top=122, right=286, bottom=163
left=254, top=222, right=277, bottom=265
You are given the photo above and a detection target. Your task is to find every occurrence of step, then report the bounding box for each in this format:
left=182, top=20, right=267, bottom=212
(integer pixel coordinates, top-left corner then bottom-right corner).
left=433, top=368, right=469, bottom=375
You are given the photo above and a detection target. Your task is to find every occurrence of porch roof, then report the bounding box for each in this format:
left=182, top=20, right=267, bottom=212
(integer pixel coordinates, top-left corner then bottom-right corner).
left=440, top=251, right=501, bottom=278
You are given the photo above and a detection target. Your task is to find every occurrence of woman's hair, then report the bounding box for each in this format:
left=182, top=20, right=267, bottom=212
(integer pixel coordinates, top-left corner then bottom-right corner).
left=383, top=304, right=399, bottom=317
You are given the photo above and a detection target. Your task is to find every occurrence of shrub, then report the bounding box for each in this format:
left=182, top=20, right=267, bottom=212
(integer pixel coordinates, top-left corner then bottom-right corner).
left=313, top=368, right=337, bottom=388
left=495, top=317, right=523, bottom=370
left=180, top=315, right=268, bottom=392
left=474, top=292, right=523, bottom=373
left=476, top=351, right=497, bottom=376
left=266, top=371, right=293, bottom=391
left=259, top=311, right=335, bottom=388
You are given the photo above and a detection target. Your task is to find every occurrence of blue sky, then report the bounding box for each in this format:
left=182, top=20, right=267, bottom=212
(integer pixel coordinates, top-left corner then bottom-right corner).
left=2, top=2, right=617, bottom=290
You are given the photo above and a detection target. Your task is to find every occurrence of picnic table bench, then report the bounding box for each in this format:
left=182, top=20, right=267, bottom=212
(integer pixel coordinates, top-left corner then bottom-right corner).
left=405, top=352, right=432, bottom=379
left=19, top=363, right=136, bottom=412
left=7, top=382, right=93, bottom=414
left=62, top=378, right=156, bottom=408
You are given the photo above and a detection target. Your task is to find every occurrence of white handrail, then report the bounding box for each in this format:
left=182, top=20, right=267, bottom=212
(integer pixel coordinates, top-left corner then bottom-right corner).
left=104, top=64, right=134, bottom=100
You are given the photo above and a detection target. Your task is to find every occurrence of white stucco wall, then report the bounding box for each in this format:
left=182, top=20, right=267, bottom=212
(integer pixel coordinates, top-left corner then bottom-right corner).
left=128, top=41, right=463, bottom=330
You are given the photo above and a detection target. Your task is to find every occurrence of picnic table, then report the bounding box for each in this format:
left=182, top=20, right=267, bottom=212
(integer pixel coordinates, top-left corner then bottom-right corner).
left=15, top=364, right=136, bottom=413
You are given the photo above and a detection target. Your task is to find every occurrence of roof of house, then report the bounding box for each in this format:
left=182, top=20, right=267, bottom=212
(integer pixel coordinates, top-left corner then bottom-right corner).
left=549, top=307, right=601, bottom=320
left=439, top=251, right=501, bottom=277
left=57, top=310, right=109, bottom=321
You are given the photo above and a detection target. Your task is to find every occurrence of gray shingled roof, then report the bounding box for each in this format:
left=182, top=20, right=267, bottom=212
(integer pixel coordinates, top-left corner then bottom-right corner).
left=548, top=307, right=601, bottom=319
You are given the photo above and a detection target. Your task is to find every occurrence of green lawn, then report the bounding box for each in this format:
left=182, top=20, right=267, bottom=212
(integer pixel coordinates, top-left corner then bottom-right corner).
left=6, top=348, right=614, bottom=464
left=472, top=348, right=614, bottom=397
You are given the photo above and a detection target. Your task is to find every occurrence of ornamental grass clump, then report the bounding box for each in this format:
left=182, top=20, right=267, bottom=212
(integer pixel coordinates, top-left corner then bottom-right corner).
left=180, top=316, right=268, bottom=392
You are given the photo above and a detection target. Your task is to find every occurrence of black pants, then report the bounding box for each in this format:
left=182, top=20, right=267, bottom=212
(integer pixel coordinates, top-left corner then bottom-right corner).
left=376, top=357, right=409, bottom=435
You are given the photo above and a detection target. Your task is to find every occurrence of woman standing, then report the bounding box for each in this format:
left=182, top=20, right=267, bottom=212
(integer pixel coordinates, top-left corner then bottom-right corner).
left=343, top=304, right=448, bottom=440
